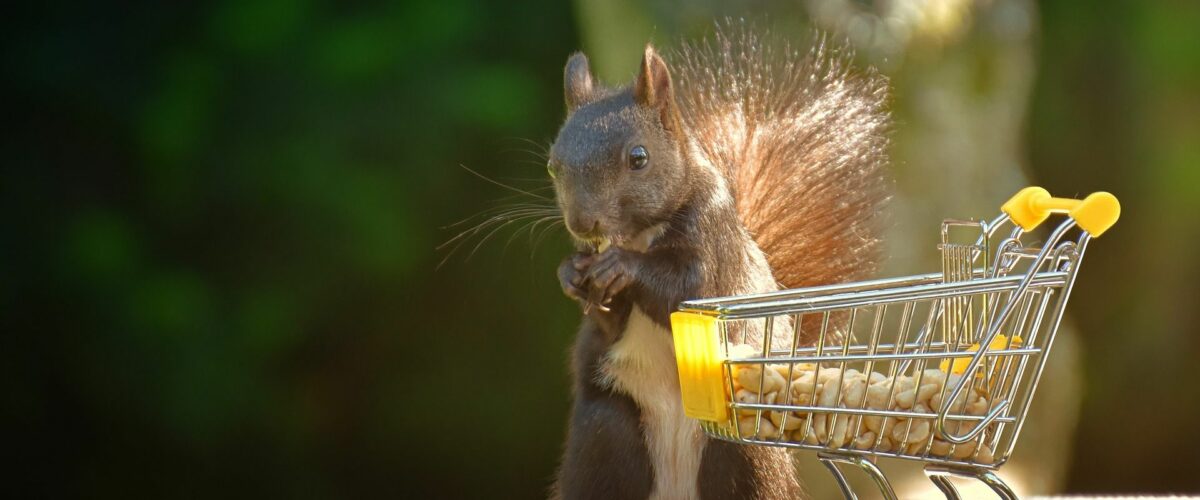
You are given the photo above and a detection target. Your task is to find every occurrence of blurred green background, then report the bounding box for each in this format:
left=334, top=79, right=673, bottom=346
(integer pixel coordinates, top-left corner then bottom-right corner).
left=4, top=0, right=1198, bottom=497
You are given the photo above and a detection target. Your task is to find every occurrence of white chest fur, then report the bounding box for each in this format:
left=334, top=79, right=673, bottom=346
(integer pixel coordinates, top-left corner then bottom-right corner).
left=600, top=306, right=704, bottom=500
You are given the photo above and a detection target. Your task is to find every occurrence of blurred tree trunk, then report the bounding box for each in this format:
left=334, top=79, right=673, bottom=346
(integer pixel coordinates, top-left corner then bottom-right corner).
left=815, top=1, right=1082, bottom=497
left=573, top=0, right=1079, bottom=497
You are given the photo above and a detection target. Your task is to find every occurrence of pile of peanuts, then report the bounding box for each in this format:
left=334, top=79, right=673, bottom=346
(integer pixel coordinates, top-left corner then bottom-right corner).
left=728, top=346, right=998, bottom=464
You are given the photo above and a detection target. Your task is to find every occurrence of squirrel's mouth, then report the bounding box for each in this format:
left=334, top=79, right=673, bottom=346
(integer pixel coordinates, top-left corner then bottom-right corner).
left=588, top=223, right=667, bottom=253
left=566, top=230, right=614, bottom=252
left=568, top=220, right=662, bottom=253
left=572, top=233, right=613, bottom=253
left=578, top=234, right=620, bottom=253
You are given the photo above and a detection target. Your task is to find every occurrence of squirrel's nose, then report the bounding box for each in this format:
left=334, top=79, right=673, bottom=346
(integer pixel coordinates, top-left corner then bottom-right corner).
left=567, top=215, right=602, bottom=238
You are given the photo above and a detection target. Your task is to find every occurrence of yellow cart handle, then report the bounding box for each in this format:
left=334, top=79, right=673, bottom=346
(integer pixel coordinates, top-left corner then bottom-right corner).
left=1001, top=187, right=1120, bottom=237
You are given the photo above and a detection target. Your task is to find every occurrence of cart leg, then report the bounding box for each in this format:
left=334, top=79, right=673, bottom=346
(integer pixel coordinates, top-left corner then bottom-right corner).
left=819, top=456, right=857, bottom=500
left=818, top=453, right=898, bottom=500
left=923, top=466, right=961, bottom=500
left=924, top=465, right=1018, bottom=500
left=974, top=469, right=1018, bottom=500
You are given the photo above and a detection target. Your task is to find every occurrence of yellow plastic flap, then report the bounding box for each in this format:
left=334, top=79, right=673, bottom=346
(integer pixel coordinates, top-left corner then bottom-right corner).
left=940, top=334, right=1023, bottom=375
left=670, top=312, right=730, bottom=424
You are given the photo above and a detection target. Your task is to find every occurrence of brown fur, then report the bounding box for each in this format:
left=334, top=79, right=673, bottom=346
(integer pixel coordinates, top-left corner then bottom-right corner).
left=670, top=23, right=891, bottom=289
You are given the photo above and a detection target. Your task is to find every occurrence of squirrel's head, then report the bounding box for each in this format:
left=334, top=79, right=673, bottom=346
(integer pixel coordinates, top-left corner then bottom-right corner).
left=548, top=45, right=691, bottom=249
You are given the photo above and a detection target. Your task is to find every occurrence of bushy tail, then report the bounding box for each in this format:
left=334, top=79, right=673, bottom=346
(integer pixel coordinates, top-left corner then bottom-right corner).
left=669, top=22, right=890, bottom=289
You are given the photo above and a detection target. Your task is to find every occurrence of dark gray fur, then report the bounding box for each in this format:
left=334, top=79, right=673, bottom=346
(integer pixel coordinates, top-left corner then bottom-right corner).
left=548, top=23, right=890, bottom=500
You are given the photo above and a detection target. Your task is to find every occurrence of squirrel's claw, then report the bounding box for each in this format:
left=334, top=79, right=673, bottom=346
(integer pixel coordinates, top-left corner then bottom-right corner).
left=558, top=254, right=591, bottom=304
left=585, top=248, right=637, bottom=307
left=560, top=248, right=636, bottom=313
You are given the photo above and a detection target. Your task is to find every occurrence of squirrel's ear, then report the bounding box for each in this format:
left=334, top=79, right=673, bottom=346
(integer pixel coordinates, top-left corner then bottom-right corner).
left=564, top=52, right=595, bottom=113
left=633, top=44, right=681, bottom=133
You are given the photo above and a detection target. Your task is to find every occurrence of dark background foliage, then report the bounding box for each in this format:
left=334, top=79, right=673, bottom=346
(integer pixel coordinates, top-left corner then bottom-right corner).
left=4, top=0, right=1197, bottom=497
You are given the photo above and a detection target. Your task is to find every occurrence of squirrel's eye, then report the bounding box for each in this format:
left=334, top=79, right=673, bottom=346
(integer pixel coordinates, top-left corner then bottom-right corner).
left=629, top=145, right=649, bottom=170
left=547, top=162, right=557, bottom=179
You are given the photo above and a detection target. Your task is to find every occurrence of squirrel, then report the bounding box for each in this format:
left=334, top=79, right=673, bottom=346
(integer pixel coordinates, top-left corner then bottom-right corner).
left=547, top=24, right=890, bottom=500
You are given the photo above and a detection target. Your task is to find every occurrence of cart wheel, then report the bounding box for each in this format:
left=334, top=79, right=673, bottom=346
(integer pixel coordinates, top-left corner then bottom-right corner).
left=817, top=452, right=898, bottom=500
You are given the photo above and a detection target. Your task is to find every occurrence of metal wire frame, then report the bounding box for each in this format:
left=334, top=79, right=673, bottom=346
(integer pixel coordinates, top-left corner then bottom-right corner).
left=678, top=213, right=1093, bottom=499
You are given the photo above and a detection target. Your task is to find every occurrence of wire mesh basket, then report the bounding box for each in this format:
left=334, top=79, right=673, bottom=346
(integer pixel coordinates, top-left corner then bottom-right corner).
left=670, top=187, right=1120, bottom=499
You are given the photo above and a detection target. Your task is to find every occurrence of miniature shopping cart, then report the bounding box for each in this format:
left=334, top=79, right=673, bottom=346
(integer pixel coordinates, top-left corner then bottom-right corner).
left=670, top=187, right=1119, bottom=499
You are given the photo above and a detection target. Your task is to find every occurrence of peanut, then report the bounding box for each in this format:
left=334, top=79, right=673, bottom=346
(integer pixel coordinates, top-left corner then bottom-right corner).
left=866, top=381, right=893, bottom=409
left=892, top=418, right=931, bottom=444
left=892, top=376, right=916, bottom=408
left=827, top=414, right=851, bottom=449
left=842, top=374, right=868, bottom=407
left=736, top=363, right=787, bottom=394
left=950, top=440, right=978, bottom=460
left=920, top=369, right=947, bottom=388
left=771, top=363, right=815, bottom=380
left=722, top=357, right=1003, bottom=456
left=734, top=389, right=771, bottom=417
left=815, top=367, right=843, bottom=386
left=869, top=371, right=889, bottom=385
left=853, top=431, right=878, bottom=450
left=816, top=378, right=841, bottom=408
left=975, top=444, right=995, bottom=465
left=966, top=395, right=989, bottom=416
left=768, top=409, right=805, bottom=431
left=788, top=377, right=817, bottom=406
left=865, top=415, right=898, bottom=438
left=737, top=416, right=784, bottom=440
left=811, top=413, right=828, bottom=442
left=793, top=426, right=820, bottom=445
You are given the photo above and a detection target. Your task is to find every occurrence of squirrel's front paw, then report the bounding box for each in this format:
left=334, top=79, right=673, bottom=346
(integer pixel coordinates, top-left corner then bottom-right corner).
left=584, top=248, right=639, bottom=311
left=558, top=253, right=594, bottom=304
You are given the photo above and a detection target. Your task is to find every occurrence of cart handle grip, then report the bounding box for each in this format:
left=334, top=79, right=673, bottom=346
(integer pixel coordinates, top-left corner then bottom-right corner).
left=1002, top=187, right=1120, bottom=237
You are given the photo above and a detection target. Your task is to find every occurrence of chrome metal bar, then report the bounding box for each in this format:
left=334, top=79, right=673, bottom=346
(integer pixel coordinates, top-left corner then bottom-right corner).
left=1006, top=234, right=1091, bottom=455
left=872, top=301, right=915, bottom=453
left=776, top=313, right=804, bottom=437
left=751, top=316, right=776, bottom=440
left=851, top=305, right=887, bottom=443
left=819, top=456, right=858, bottom=500
left=935, top=221, right=1078, bottom=444
left=684, top=273, right=946, bottom=308
left=720, top=320, right=743, bottom=441
left=689, top=210, right=1099, bottom=488
left=924, top=466, right=962, bottom=500
left=819, top=452, right=899, bottom=500
left=897, top=296, right=944, bottom=375
left=985, top=288, right=1041, bottom=453
left=924, top=465, right=1017, bottom=499
left=977, top=469, right=1019, bottom=500
left=798, top=311, right=832, bottom=445
left=822, top=309, right=856, bottom=447
left=679, top=273, right=1069, bottom=319
left=728, top=403, right=1018, bottom=423
left=757, top=337, right=964, bottom=356
left=725, top=435, right=1006, bottom=469
left=997, top=286, right=1053, bottom=460
left=725, top=348, right=1040, bottom=365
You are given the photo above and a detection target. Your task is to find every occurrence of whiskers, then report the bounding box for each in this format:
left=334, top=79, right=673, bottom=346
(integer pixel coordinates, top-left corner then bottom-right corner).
left=457, top=164, right=552, bottom=202
left=438, top=163, right=565, bottom=268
